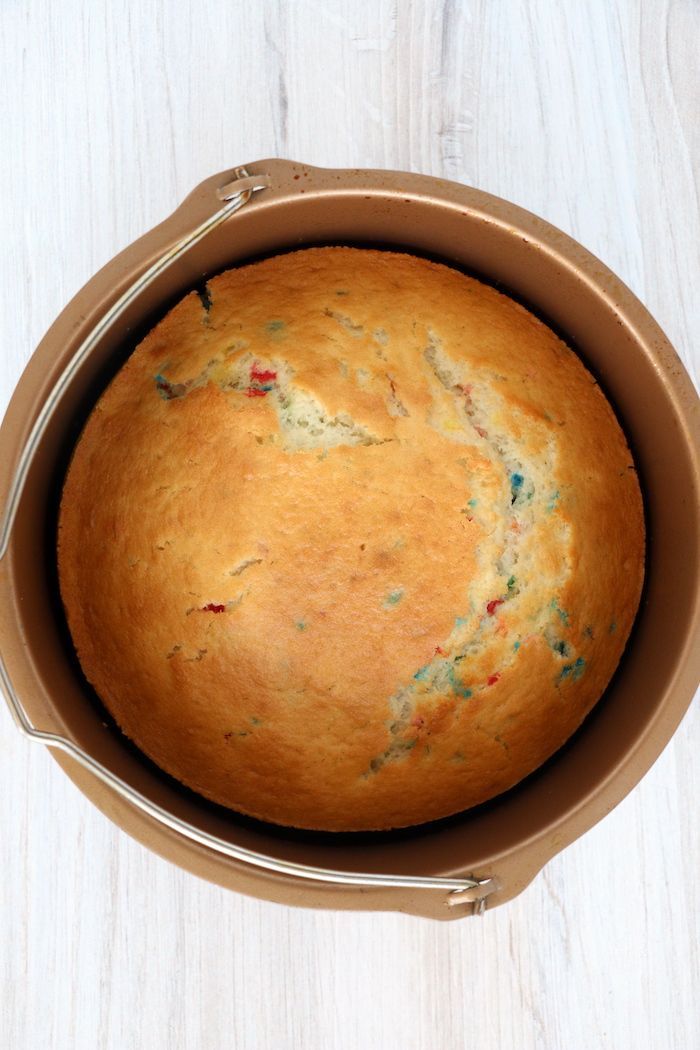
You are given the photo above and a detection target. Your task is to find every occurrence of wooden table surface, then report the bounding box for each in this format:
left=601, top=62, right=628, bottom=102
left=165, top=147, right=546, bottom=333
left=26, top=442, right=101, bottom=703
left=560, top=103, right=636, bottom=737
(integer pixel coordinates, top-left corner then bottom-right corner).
left=1, top=2, right=698, bottom=1047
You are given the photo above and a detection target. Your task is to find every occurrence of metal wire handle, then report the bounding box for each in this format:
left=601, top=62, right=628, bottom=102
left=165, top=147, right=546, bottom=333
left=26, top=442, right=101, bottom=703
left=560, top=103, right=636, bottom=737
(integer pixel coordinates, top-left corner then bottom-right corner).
left=0, top=167, right=497, bottom=913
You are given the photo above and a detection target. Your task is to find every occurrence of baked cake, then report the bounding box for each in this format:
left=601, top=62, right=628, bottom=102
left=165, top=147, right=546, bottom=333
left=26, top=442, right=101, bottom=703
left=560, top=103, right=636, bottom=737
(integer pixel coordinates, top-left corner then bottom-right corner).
left=57, top=247, right=645, bottom=830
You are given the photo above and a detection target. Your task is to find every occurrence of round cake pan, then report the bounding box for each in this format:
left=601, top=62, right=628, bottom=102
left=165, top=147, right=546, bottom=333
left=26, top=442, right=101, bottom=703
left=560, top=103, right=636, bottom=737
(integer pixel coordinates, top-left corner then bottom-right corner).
left=0, top=159, right=698, bottom=920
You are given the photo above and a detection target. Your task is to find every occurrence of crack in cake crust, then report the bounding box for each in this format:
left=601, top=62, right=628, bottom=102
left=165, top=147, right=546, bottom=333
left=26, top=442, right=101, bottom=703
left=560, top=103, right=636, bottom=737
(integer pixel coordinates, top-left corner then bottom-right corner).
left=365, top=332, right=580, bottom=775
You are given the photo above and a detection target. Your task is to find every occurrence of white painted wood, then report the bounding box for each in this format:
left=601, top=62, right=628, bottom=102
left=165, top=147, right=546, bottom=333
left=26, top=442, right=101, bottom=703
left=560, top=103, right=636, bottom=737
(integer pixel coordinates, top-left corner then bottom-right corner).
left=1, top=1, right=698, bottom=1047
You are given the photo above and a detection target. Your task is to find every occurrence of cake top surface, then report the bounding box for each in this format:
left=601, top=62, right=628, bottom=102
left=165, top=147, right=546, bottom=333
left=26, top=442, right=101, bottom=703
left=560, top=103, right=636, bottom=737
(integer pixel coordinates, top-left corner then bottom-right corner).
left=58, top=247, right=644, bottom=830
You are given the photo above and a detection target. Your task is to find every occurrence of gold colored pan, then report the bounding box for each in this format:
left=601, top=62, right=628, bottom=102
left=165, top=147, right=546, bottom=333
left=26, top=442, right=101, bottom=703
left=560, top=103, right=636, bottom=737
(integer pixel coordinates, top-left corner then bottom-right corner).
left=0, top=160, right=698, bottom=919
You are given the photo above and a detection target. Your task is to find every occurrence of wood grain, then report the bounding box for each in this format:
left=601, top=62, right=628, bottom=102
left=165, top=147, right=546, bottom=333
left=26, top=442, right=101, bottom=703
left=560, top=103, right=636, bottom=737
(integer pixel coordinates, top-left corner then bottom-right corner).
left=1, top=2, right=698, bottom=1048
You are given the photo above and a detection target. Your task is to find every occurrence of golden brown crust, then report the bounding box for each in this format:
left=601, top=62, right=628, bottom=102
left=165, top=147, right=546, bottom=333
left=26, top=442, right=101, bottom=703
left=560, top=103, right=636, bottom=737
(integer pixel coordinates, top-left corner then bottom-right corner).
left=57, top=247, right=645, bottom=830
